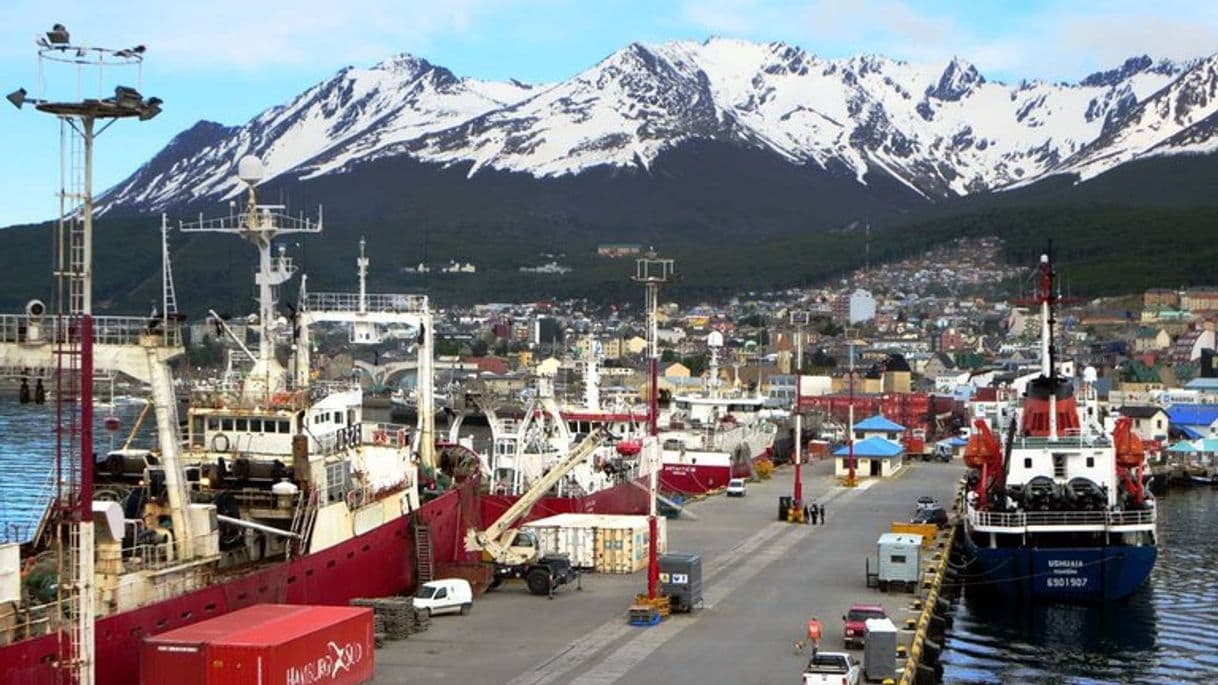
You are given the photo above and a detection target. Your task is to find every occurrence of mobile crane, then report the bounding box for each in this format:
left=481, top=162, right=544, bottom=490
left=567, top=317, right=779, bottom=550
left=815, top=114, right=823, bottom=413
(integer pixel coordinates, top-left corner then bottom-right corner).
left=465, top=428, right=609, bottom=596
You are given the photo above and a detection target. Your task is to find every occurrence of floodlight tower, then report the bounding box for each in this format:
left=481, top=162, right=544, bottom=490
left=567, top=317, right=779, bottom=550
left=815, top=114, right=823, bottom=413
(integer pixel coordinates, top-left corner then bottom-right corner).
left=8, top=24, right=162, bottom=685
left=632, top=253, right=675, bottom=601
left=790, top=311, right=810, bottom=507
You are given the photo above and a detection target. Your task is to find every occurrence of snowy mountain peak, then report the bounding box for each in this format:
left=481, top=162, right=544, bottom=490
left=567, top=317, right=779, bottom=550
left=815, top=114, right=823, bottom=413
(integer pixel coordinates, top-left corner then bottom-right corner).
left=927, top=56, right=985, bottom=101
left=97, top=40, right=1218, bottom=215
left=371, top=52, right=435, bottom=74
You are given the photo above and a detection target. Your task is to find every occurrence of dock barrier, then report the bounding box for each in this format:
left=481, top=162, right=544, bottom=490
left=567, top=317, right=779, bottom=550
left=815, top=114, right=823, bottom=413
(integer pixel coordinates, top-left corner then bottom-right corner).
left=898, top=481, right=963, bottom=685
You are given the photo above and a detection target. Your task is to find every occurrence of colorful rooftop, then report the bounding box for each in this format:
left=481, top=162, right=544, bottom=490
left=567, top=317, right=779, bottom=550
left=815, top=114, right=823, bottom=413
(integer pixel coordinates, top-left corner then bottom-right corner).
left=853, top=414, right=906, bottom=432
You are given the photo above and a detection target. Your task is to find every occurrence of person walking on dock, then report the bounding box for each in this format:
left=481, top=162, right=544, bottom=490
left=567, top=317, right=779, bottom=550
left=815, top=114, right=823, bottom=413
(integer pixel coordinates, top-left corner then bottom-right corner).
left=809, top=503, right=818, bottom=524
left=803, top=503, right=811, bottom=524
left=818, top=503, right=825, bottom=525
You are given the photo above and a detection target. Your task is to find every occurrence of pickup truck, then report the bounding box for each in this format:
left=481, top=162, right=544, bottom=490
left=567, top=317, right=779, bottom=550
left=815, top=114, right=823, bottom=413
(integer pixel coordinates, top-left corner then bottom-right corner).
left=842, top=603, right=887, bottom=649
left=801, top=651, right=860, bottom=685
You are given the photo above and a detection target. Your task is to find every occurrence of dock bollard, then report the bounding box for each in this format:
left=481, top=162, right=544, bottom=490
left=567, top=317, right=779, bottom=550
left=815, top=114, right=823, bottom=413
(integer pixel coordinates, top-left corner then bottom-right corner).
left=904, top=617, right=917, bottom=630
left=896, top=644, right=907, bottom=658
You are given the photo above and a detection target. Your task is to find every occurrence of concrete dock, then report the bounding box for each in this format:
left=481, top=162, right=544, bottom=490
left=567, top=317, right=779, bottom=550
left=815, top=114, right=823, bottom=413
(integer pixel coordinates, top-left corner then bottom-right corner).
left=373, top=457, right=965, bottom=684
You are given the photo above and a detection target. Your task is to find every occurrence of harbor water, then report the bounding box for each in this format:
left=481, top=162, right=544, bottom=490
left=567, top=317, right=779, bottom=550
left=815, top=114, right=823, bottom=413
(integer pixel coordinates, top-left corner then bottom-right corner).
left=0, top=401, right=155, bottom=544
left=944, top=487, right=1218, bottom=684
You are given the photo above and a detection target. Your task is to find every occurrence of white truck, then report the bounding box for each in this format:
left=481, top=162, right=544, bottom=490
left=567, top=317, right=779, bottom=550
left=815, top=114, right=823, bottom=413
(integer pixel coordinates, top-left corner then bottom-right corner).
left=801, top=651, right=860, bottom=685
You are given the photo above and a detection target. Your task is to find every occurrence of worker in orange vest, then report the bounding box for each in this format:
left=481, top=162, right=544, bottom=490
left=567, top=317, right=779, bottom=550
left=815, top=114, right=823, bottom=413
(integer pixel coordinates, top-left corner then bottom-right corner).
left=807, top=616, right=822, bottom=649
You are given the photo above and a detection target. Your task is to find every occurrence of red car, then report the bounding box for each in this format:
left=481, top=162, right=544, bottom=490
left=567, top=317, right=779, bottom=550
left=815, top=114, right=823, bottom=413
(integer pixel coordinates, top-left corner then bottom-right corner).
left=841, top=603, right=887, bottom=649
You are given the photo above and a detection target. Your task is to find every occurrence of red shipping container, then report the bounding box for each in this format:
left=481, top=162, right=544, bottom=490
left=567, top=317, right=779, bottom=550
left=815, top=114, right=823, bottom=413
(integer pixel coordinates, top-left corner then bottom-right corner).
left=141, top=604, right=374, bottom=685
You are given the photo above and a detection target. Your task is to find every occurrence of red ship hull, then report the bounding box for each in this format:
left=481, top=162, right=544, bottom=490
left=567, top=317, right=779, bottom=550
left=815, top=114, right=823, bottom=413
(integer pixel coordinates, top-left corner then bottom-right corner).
left=659, top=464, right=732, bottom=494
left=481, top=476, right=651, bottom=526
left=2, top=485, right=473, bottom=685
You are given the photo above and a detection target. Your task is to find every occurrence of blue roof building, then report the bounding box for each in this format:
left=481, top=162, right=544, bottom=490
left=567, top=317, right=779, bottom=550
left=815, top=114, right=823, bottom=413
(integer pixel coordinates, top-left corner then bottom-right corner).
left=1166, top=404, right=1218, bottom=438
left=833, top=436, right=905, bottom=478
left=853, top=414, right=907, bottom=441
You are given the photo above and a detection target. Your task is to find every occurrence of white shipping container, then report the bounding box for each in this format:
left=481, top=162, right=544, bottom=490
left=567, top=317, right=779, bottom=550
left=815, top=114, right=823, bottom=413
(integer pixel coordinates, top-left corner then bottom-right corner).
left=526, top=523, right=596, bottom=569
left=523, top=514, right=667, bottom=574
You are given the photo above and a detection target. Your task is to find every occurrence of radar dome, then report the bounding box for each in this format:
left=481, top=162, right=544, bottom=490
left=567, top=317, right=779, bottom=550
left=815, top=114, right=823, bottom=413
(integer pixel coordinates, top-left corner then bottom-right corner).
left=237, top=155, right=265, bottom=184
left=707, top=330, right=725, bottom=348
left=1083, top=366, right=1098, bottom=383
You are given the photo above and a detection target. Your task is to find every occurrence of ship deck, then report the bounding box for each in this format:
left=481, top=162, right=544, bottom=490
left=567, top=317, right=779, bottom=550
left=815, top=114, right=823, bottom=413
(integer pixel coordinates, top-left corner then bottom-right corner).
left=372, top=457, right=965, bottom=684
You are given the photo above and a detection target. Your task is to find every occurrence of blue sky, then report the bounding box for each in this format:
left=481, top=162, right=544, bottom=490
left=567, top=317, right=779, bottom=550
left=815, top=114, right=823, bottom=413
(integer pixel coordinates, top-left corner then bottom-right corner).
left=1, top=0, right=1216, bottom=227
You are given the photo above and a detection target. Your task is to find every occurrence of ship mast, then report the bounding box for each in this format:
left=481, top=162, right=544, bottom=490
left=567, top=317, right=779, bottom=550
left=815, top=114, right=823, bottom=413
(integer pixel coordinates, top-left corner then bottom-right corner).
left=1035, top=251, right=1059, bottom=439
left=180, top=156, right=322, bottom=402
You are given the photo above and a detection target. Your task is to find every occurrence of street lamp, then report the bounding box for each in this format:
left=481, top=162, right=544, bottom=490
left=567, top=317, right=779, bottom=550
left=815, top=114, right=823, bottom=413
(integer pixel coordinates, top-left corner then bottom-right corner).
left=631, top=253, right=676, bottom=603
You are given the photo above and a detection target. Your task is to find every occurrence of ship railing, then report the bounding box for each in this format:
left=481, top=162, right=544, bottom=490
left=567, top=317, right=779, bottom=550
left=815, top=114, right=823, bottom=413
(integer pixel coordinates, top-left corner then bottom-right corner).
left=120, top=521, right=220, bottom=571
left=364, top=421, right=412, bottom=448
left=306, top=292, right=428, bottom=315
left=0, top=597, right=58, bottom=642
left=970, top=508, right=1155, bottom=529
left=0, top=314, right=182, bottom=348
left=308, top=380, right=362, bottom=402
left=1008, top=433, right=1112, bottom=449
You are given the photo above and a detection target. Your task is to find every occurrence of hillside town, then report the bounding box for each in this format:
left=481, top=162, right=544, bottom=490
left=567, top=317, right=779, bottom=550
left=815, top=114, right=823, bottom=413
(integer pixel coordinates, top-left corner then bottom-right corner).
left=185, top=236, right=1218, bottom=479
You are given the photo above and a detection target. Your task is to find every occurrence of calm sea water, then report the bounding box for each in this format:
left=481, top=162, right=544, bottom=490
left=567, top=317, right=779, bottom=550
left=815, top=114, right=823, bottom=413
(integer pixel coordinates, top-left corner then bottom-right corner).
left=943, top=487, right=1218, bottom=684
left=0, top=401, right=155, bottom=543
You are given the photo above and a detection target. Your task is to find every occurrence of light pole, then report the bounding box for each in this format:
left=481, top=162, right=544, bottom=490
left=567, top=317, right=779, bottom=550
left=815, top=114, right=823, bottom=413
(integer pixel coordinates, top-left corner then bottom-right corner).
left=632, top=254, right=675, bottom=601
left=844, top=336, right=861, bottom=487
left=9, top=24, right=162, bottom=685
left=790, top=311, right=809, bottom=509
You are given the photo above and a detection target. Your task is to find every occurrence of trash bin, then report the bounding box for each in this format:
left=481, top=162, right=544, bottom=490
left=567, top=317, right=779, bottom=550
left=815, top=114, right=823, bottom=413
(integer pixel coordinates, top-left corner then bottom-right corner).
left=778, top=495, right=792, bottom=521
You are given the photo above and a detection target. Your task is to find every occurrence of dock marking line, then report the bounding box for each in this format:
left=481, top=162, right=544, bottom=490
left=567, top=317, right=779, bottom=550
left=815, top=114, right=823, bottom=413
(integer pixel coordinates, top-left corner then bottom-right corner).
left=505, top=484, right=863, bottom=685
left=503, top=520, right=791, bottom=685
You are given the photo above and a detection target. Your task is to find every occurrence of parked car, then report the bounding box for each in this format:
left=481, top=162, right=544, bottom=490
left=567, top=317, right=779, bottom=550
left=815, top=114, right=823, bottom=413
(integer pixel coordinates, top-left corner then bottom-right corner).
left=801, top=651, right=860, bottom=685
left=726, top=478, right=748, bottom=497
left=842, top=603, right=887, bottom=649
left=412, top=578, right=473, bottom=617
left=912, top=506, right=949, bottom=529
left=915, top=496, right=939, bottom=509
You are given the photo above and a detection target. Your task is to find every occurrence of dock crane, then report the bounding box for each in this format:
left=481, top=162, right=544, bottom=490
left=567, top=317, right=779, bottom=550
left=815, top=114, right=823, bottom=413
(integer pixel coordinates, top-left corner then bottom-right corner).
left=466, top=428, right=609, bottom=596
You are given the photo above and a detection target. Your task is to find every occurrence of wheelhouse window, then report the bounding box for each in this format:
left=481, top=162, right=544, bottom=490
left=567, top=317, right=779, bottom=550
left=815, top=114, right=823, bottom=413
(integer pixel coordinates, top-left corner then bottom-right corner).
left=221, top=418, right=234, bottom=431
left=235, top=418, right=248, bottom=432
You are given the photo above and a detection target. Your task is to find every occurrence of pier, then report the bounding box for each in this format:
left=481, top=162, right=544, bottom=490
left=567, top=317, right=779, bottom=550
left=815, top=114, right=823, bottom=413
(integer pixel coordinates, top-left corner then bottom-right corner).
left=372, top=457, right=965, bottom=684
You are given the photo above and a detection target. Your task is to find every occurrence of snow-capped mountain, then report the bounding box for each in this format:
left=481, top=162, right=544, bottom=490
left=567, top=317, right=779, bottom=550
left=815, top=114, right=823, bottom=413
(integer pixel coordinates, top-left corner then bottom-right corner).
left=100, top=38, right=1218, bottom=214
left=103, top=55, right=538, bottom=209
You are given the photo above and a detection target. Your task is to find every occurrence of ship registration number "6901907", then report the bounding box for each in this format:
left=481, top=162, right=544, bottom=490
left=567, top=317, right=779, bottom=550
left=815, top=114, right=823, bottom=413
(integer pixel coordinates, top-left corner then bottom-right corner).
left=1045, top=576, right=1088, bottom=588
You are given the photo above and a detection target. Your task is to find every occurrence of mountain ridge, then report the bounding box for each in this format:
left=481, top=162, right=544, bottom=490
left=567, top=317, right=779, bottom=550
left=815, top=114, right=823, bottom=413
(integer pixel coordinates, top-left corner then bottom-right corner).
left=93, top=38, right=1218, bottom=217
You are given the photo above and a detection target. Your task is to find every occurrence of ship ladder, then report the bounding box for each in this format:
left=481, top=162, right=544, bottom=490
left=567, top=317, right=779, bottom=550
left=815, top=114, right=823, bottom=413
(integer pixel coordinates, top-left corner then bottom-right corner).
left=415, top=524, right=435, bottom=584
left=288, top=489, right=320, bottom=558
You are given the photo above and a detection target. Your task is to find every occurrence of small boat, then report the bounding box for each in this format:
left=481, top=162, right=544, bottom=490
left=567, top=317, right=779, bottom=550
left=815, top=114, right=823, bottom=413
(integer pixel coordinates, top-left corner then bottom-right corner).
left=1188, top=473, right=1218, bottom=486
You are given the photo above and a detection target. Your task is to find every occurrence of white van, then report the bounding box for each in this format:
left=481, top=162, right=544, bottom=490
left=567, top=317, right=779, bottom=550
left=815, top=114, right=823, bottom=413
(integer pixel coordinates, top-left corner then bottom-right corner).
left=412, top=578, right=473, bottom=617
left=726, top=478, right=747, bottom=497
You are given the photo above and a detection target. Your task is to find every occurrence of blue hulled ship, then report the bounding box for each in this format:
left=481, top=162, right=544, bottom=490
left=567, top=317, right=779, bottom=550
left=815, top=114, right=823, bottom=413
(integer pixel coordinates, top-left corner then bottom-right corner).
left=961, top=253, right=1156, bottom=601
